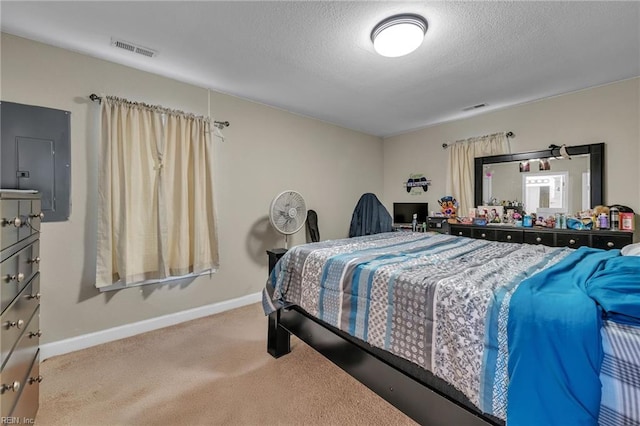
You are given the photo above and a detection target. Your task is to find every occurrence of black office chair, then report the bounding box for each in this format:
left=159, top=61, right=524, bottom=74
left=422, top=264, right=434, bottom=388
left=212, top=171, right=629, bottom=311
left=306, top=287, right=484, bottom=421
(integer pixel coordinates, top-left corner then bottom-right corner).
left=306, top=209, right=320, bottom=243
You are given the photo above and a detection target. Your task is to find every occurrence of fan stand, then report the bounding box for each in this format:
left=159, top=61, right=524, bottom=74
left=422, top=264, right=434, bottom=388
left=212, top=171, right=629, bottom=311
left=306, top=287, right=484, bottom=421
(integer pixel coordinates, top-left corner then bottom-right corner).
left=284, top=234, right=289, bottom=250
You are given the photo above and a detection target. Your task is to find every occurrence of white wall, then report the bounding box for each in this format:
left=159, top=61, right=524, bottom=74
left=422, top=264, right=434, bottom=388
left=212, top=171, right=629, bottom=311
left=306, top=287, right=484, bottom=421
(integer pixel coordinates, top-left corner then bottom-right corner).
left=0, top=34, right=383, bottom=343
left=383, top=78, right=640, bottom=226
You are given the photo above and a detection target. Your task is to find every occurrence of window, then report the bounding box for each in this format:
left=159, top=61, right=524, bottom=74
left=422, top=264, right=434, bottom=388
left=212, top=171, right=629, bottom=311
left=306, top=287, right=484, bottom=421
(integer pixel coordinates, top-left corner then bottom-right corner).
left=95, top=96, right=219, bottom=290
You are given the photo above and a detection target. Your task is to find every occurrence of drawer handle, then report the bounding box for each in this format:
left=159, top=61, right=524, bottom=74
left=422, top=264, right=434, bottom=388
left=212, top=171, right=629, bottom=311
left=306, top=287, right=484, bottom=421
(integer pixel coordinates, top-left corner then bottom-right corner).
left=8, top=273, right=25, bottom=283
left=481, top=233, right=486, bottom=238
left=506, top=235, right=512, bottom=240
left=569, top=239, right=576, bottom=245
left=8, top=319, right=25, bottom=329
left=607, top=242, right=614, bottom=248
left=28, top=330, right=43, bottom=338
left=28, top=375, right=43, bottom=385
left=29, top=292, right=41, bottom=300
left=536, top=237, right=542, bottom=243
left=458, top=232, right=463, bottom=236
left=29, top=256, right=41, bottom=264
left=1, top=217, right=22, bottom=227
left=1, top=381, right=20, bottom=393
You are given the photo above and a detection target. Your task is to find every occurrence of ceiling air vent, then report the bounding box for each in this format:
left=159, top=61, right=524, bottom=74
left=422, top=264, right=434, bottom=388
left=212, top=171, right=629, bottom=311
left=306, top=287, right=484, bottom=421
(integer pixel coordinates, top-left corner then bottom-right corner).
left=463, top=103, right=487, bottom=112
left=134, top=46, right=156, bottom=58
left=111, top=38, right=157, bottom=58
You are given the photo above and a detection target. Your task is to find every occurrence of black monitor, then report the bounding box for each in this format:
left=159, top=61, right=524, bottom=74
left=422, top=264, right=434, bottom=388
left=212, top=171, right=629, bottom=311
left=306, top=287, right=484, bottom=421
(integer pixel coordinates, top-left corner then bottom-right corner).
left=393, top=202, right=428, bottom=224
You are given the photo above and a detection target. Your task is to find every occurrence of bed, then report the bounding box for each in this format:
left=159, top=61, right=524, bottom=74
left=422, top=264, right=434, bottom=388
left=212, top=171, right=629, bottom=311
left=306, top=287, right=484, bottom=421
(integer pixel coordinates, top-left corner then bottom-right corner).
left=263, top=232, right=640, bottom=425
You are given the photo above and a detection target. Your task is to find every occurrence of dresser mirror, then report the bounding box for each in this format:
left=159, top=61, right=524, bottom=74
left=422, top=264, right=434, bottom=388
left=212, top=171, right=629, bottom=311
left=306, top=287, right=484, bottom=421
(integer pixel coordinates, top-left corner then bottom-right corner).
left=474, top=143, right=604, bottom=216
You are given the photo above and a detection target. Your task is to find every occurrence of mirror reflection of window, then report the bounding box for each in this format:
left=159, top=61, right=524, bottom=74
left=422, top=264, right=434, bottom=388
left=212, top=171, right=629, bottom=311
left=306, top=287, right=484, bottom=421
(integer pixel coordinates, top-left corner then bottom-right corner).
left=539, top=186, right=550, bottom=207
left=485, top=154, right=590, bottom=216
left=582, top=171, right=591, bottom=211
left=522, top=172, right=568, bottom=216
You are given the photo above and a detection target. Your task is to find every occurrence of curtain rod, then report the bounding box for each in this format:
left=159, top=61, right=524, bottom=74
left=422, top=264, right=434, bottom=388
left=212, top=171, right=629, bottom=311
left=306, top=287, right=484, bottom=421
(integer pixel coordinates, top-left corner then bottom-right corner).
left=88, top=94, right=230, bottom=129
left=442, top=131, right=514, bottom=149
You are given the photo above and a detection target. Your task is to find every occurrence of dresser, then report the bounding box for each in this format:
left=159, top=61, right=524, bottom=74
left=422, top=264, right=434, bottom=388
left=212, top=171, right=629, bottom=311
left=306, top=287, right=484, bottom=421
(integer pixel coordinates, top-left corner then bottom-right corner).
left=0, top=191, right=42, bottom=423
left=449, top=224, right=633, bottom=249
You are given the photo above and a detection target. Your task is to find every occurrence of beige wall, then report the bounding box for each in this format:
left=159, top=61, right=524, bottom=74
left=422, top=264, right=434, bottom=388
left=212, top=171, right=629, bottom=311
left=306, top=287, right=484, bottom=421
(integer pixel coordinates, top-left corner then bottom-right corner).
left=3, top=32, right=638, bottom=344
left=0, top=34, right=383, bottom=343
left=383, top=78, right=640, bottom=223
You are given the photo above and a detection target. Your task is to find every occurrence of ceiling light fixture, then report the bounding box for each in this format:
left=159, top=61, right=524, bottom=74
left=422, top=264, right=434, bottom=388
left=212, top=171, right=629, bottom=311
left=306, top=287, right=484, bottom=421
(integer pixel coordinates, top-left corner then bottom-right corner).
left=371, top=14, right=428, bottom=58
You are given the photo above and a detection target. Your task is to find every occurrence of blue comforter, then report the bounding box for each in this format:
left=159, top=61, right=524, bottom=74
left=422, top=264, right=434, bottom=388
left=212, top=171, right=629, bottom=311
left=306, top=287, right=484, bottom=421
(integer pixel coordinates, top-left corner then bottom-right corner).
left=506, top=247, right=640, bottom=426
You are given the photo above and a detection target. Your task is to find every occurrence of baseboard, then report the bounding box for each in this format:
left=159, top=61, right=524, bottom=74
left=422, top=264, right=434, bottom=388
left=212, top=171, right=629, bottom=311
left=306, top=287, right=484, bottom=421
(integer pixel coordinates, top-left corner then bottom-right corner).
left=40, top=292, right=262, bottom=361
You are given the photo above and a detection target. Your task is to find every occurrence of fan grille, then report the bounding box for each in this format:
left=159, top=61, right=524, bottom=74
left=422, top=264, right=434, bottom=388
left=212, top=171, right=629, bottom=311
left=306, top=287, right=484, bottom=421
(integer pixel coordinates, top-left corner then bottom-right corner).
left=270, top=191, right=307, bottom=235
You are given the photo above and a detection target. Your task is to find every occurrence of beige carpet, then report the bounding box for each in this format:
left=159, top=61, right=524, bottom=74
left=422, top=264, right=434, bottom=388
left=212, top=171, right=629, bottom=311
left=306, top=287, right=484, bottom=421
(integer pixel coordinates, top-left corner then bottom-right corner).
left=37, top=303, right=416, bottom=426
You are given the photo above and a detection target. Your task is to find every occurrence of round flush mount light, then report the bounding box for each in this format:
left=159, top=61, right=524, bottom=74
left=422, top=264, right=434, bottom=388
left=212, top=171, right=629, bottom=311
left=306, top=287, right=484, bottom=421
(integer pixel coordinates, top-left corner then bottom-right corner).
left=371, top=14, right=428, bottom=58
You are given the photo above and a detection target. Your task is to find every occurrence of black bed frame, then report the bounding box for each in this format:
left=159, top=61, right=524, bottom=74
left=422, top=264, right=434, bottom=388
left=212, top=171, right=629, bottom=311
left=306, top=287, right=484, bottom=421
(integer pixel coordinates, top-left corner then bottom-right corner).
left=266, top=250, right=500, bottom=426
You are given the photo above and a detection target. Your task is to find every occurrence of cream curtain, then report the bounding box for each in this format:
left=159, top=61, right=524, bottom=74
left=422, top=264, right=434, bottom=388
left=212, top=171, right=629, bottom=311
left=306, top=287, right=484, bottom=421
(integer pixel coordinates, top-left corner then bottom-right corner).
left=446, top=132, right=509, bottom=217
left=163, top=113, right=219, bottom=276
left=96, top=97, right=219, bottom=288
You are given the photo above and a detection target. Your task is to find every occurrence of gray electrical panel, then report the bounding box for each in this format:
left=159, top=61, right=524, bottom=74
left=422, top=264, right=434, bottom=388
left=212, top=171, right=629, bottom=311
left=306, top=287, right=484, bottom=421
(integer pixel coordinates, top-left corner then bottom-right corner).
left=1, top=101, right=71, bottom=221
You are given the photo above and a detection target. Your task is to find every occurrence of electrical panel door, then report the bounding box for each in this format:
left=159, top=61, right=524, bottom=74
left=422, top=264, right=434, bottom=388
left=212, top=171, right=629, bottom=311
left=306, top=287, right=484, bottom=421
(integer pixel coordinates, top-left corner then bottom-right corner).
left=1, top=101, right=70, bottom=221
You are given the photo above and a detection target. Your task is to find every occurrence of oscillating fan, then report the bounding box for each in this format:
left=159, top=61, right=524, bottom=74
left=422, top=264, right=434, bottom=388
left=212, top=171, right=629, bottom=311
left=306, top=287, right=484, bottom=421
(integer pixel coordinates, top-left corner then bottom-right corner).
left=269, top=190, right=308, bottom=249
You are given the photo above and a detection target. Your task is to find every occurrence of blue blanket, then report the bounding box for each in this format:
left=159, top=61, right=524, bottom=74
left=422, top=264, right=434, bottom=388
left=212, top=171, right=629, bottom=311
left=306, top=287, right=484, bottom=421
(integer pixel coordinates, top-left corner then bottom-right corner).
left=507, top=247, right=640, bottom=425
left=587, top=255, right=640, bottom=326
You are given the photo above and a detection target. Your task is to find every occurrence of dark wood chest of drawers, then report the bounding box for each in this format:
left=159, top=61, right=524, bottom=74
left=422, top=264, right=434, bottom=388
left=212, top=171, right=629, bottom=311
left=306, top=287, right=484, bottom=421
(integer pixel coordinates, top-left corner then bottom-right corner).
left=449, top=224, right=633, bottom=249
left=0, top=192, right=42, bottom=423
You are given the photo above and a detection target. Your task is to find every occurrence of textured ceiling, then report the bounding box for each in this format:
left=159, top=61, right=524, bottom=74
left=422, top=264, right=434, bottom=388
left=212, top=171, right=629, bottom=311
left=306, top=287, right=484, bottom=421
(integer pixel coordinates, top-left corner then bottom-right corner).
left=1, top=1, right=639, bottom=137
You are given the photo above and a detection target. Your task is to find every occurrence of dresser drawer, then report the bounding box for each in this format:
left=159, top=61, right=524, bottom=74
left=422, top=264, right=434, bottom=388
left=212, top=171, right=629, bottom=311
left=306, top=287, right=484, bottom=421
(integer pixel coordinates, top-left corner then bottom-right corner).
left=17, top=201, right=32, bottom=243
left=556, top=233, right=590, bottom=249
left=27, top=199, right=42, bottom=237
left=0, top=201, right=20, bottom=251
left=472, top=228, right=496, bottom=241
left=592, top=233, right=633, bottom=250
left=8, top=350, right=39, bottom=422
left=495, top=229, right=524, bottom=243
left=451, top=226, right=472, bottom=238
left=0, top=308, right=39, bottom=417
left=1, top=246, right=39, bottom=313
left=0, top=200, right=42, bottom=255
left=524, top=231, right=554, bottom=246
left=1, top=276, right=40, bottom=369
